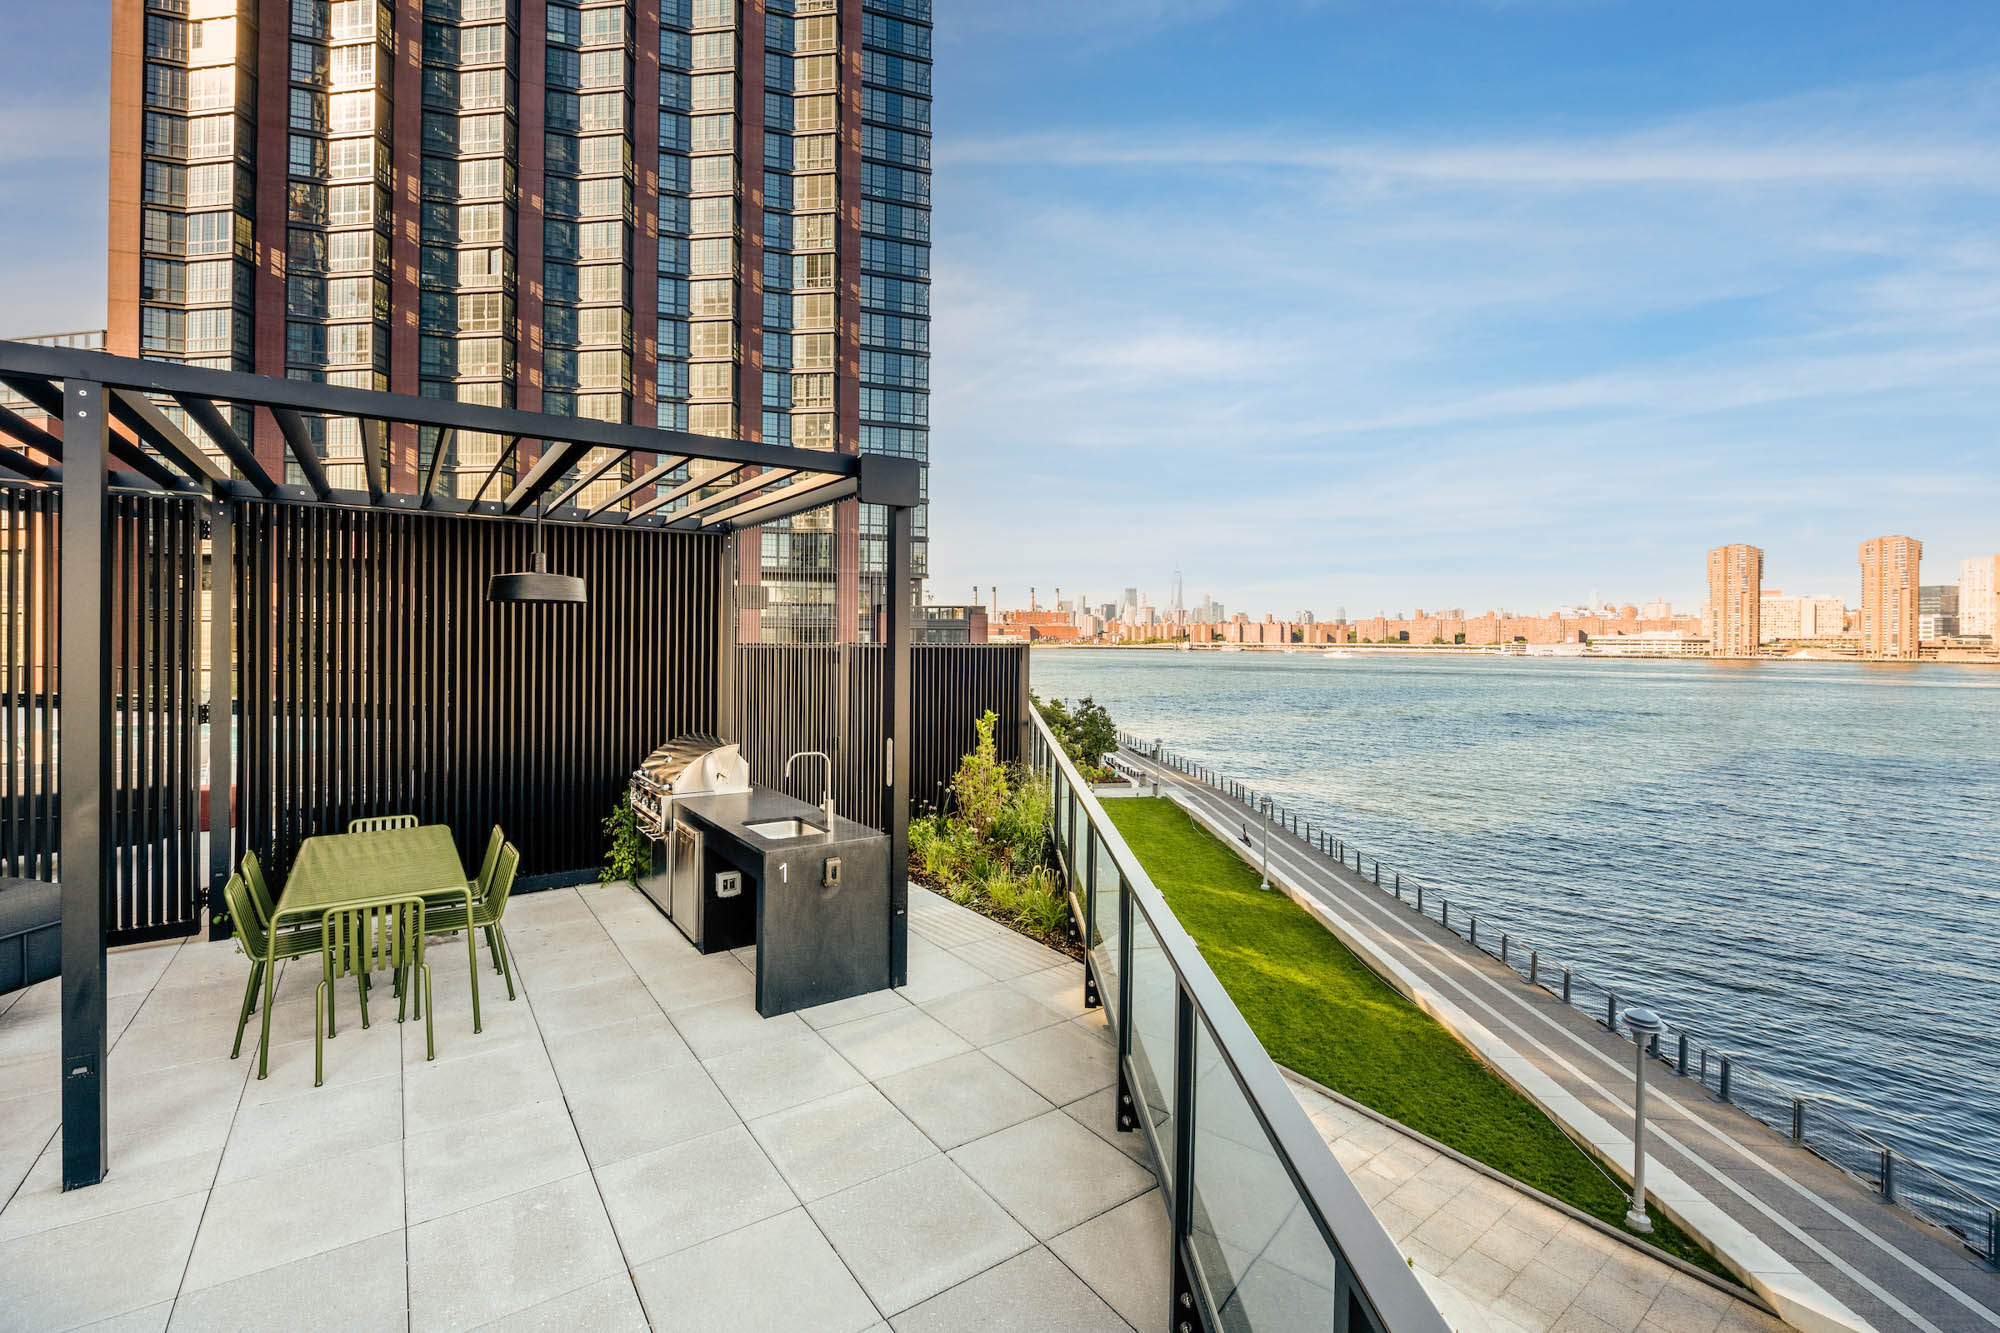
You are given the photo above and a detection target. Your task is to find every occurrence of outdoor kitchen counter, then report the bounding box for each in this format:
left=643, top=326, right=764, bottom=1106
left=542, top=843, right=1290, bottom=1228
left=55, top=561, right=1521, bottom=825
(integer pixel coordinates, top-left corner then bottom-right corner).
left=672, top=786, right=892, bottom=1017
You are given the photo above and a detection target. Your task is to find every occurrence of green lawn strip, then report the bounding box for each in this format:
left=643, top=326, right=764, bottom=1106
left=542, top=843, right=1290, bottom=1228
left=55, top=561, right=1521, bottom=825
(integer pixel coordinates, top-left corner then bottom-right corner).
left=1101, top=797, right=1734, bottom=1281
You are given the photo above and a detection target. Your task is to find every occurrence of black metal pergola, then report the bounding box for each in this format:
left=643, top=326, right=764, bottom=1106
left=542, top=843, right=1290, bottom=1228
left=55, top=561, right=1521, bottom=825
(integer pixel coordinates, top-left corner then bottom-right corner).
left=0, top=339, right=918, bottom=1189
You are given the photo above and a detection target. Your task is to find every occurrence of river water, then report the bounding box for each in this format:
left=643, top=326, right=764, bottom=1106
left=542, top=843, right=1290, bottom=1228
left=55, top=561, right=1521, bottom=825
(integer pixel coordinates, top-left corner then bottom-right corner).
left=1030, top=648, right=2000, bottom=1203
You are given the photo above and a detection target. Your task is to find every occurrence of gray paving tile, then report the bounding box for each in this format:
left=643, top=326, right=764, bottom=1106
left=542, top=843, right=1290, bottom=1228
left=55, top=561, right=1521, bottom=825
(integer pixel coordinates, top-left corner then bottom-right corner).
left=543, top=1013, right=695, bottom=1094
left=795, top=987, right=911, bottom=1031
left=0, top=1138, right=217, bottom=1244
left=919, top=981, right=1071, bottom=1047
left=948, top=930, right=1062, bottom=981
left=702, top=1027, right=866, bottom=1120
left=807, top=1155, right=1034, bottom=1315
left=1061, top=1085, right=1157, bottom=1166
left=1048, top=1188, right=1173, bottom=1331
left=888, top=1244, right=1131, bottom=1333
left=667, top=994, right=808, bottom=1059
left=984, top=1020, right=1117, bottom=1106
left=407, top=1173, right=625, bottom=1333
left=873, top=1050, right=1055, bottom=1151
left=631, top=1207, right=881, bottom=1333
left=594, top=1124, right=796, bottom=1264
left=748, top=1083, right=939, bottom=1201
left=817, top=1005, right=972, bottom=1081
left=406, top=1096, right=588, bottom=1224
left=217, top=1072, right=402, bottom=1185
left=1006, top=962, right=1095, bottom=1019
left=893, top=944, right=990, bottom=1005
left=403, top=1036, right=559, bottom=1136
left=166, top=1229, right=406, bottom=1332
left=472, top=1274, right=649, bottom=1332
left=950, top=1110, right=1157, bottom=1239
left=182, top=1140, right=405, bottom=1293
left=0, top=1193, right=205, bottom=1331
left=566, top=1063, right=740, bottom=1169
left=74, top=1301, right=174, bottom=1333
left=525, top=974, right=659, bottom=1038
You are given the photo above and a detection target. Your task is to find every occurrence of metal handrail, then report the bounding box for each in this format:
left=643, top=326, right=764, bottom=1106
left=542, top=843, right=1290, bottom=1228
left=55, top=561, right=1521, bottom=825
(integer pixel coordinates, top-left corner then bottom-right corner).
left=1121, top=730, right=2000, bottom=1265
left=1036, top=712, right=1447, bottom=1333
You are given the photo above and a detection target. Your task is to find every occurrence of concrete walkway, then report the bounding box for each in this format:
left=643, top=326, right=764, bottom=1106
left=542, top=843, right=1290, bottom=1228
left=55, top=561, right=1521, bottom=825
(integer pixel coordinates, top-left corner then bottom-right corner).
left=1121, top=747, right=2000, bottom=1333
left=0, top=882, right=1165, bottom=1332
left=1290, top=1071, right=1784, bottom=1333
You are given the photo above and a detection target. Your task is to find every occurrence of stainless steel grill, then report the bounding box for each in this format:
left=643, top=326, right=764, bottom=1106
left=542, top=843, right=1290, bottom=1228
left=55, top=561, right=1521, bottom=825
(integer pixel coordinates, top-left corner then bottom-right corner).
left=629, top=734, right=751, bottom=838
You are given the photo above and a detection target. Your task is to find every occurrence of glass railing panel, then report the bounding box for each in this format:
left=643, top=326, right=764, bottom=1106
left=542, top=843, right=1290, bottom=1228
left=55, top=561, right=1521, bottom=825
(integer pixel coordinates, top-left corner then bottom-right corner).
left=1127, top=900, right=1177, bottom=1180
left=1052, top=768, right=1071, bottom=869
left=1089, top=840, right=1122, bottom=1021
left=1188, top=1018, right=1339, bottom=1331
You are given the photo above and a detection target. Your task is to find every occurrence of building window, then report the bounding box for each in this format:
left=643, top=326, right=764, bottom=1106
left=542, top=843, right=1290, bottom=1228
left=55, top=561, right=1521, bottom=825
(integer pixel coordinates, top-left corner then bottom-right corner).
left=141, top=307, right=185, bottom=351
left=692, top=32, right=733, bottom=71
left=141, top=258, right=185, bottom=304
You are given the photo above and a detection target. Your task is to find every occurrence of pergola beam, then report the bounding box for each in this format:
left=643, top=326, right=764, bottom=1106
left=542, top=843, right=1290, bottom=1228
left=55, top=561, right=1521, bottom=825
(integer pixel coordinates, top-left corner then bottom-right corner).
left=419, top=428, right=454, bottom=507
left=500, top=440, right=592, bottom=514
left=107, top=388, right=230, bottom=491
left=472, top=435, right=523, bottom=504
left=585, top=454, right=687, bottom=517
left=170, top=393, right=278, bottom=495
left=360, top=418, right=387, bottom=505
left=269, top=408, right=332, bottom=501
left=545, top=447, right=626, bottom=513
left=0, top=439, right=56, bottom=481
left=0, top=401, right=64, bottom=455
left=629, top=463, right=744, bottom=521
left=662, top=469, right=798, bottom=530
left=2, top=374, right=190, bottom=493
left=707, top=473, right=856, bottom=531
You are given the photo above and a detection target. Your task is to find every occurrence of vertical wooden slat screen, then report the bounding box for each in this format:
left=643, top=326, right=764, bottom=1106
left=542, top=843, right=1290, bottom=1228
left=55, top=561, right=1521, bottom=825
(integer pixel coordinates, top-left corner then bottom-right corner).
left=232, top=504, right=724, bottom=884
left=0, top=484, right=203, bottom=943
left=732, top=643, right=1031, bottom=829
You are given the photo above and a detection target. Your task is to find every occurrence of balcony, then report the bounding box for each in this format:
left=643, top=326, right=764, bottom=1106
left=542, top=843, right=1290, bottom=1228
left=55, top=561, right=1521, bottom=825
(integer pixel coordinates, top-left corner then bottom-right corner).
left=0, top=883, right=1173, bottom=1328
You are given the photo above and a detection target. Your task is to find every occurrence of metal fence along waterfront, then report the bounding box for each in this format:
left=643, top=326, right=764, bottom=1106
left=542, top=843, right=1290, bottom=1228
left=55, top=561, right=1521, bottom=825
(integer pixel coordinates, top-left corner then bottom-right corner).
left=1118, top=729, right=2000, bottom=1266
left=1036, top=712, right=1448, bottom=1333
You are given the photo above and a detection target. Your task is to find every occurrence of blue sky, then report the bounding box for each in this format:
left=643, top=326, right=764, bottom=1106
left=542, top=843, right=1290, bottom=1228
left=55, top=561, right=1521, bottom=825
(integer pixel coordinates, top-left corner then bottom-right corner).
left=5, top=1, right=1997, bottom=616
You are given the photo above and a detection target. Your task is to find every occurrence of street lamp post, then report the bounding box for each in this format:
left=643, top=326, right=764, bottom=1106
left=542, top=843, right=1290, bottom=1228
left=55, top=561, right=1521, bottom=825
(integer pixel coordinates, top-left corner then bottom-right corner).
left=1260, top=796, right=1272, bottom=891
left=1623, top=1007, right=1664, bottom=1232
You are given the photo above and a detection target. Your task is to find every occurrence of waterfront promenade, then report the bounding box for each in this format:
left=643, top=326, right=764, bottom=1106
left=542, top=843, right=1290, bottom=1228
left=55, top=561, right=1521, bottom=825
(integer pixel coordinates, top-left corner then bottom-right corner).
left=1119, top=746, right=2000, bottom=1333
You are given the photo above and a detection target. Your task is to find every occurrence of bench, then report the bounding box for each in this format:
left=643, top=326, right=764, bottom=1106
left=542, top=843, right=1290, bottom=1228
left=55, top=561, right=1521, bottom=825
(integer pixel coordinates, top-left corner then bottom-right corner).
left=0, top=877, right=60, bottom=995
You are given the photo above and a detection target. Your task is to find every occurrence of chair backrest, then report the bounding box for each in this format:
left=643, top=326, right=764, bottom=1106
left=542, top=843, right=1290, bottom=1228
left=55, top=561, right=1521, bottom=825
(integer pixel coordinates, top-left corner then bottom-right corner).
left=475, top=826, right=505, bottom=898
left=322, top=896, right=425, bottom=980
left=487, top=843, right=522, bottom=918
left=349, top=814, right=419, bottom=833
left=221, top=874, right=269, bottom=960
left=239, top=850, right=276, bottom=927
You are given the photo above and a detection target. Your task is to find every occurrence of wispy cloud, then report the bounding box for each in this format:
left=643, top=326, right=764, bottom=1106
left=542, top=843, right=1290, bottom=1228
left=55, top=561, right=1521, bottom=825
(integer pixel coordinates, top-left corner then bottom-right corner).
left=927, top=66, right=2000, bottom=611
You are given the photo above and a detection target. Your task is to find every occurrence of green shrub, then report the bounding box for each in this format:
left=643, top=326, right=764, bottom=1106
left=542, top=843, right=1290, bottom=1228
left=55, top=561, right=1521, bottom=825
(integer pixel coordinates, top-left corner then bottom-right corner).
left=601, top=789, right=651, bottom=883
left=908, top=723, right=1070, bottom=950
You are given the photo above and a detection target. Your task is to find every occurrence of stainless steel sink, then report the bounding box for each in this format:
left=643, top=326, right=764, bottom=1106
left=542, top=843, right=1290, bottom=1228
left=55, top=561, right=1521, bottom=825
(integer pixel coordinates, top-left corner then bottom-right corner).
left=743, top=818, right=825, bottom=839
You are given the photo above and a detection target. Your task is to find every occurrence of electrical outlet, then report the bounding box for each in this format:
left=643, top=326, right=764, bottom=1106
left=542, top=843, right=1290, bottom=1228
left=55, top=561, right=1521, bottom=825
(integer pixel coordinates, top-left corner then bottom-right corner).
left=715, top=869, right=742, bottom=899
left=823, top=857, right=841, bottom=888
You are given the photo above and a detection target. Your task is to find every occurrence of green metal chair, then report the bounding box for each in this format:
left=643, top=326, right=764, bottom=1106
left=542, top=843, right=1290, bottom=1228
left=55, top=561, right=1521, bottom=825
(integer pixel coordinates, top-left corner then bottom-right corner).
left=317, top=894, right=434, bottom=1086
left=424, top=842, right=521, bottom=1004
left=348, top=814, right=419, bottom=833
left=222, top=872, right=323, bottom=1078
left=239, top=850, right=277, bottom=927
left=424, top=826, right=509, bottom=981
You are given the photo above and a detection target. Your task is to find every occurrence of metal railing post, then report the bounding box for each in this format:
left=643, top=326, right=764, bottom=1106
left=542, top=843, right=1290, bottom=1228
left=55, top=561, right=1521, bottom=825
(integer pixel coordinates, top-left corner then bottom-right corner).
left=1529, top=950, right=1538, bottom=985
left=1677, top=1031, right=1689, bottom=1074
left=1792, top=1098, right=1804, bottom=1142
left=1606, top=993, right=1618, bottom=1029
left=1562, top=969, right=1572, bottom=1003
left=1441, top=902, right=1449, bottom=930
left=1881, top=1150, right=1895, bottom=1202
left=1394, top=873, right=1400, bottom=895
left=1719, top=1057, right=1733, bottom=1102
left=1469, top=917, right=1478, bottom=949
left=1415, top=883, right=1423, bottom=913
left=1500, top=934, right=1508, bottom=967
left=1169, top=984, right=1198, bottom=1332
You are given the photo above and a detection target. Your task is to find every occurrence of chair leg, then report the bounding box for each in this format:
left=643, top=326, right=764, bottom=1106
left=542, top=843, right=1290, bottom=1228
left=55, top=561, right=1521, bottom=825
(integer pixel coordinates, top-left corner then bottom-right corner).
left=257, top=956, right=279, bottom=1079
left=356, top=963, right=371, bottom=1030
left=484, top=924, right=502, bottom=975
left=421, top=962, right=435, bottom=1062
left=494, top=923, right=516, bottom=1002
left=314, top=979, right=327, bottom=1087
left=397, top=957, right=410, bottom=1024
left=324, top=952, right=337, bottom=1040
left=462, top=891, right=483, bottom=1034
left=232, top=961, right=263, bottom=1060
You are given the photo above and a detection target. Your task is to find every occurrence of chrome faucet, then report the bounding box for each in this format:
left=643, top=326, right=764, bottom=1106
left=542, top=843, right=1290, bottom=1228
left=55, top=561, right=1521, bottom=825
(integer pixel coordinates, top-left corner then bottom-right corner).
left=784, top=751, right=836, bottom=831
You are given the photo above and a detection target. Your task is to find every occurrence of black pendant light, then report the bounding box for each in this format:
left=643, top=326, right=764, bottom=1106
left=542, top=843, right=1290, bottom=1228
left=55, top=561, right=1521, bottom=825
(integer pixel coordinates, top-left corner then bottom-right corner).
left=489, top=500, right=587, bottom=604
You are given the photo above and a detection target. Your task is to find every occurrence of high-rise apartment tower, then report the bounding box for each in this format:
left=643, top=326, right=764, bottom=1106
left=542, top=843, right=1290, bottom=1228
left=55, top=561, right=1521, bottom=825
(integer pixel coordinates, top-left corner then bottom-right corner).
left=107, top=0, right=930, bottom=641
left=1961, top=556, right=1997, bottom=639
left=1858, top=535, right=1922, bottom=658
left=1705, top=543, right=1762, bottom=657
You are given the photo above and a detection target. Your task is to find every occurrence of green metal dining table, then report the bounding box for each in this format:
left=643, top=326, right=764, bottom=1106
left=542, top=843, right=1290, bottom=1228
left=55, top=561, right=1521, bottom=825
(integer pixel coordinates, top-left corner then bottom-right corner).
left=270, top=825, right=485, bottom=1033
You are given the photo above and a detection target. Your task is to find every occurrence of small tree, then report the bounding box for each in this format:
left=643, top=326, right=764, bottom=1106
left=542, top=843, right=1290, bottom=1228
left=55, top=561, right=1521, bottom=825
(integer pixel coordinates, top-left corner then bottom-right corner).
left=1065, top=696, right=1117, bottom=769
left=950, top=710, right=1010, bottom=837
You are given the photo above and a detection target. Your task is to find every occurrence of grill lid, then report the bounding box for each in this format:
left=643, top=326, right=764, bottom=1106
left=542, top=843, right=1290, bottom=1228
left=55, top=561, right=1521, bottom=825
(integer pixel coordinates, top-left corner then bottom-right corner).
left=633, top=734, right=750, bottom=796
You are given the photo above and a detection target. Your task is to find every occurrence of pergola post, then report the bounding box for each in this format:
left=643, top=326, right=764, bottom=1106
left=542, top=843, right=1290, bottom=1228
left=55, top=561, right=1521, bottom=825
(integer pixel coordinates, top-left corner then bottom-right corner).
left=207, top=500, right=234, bottom=937
left=884, top=503, right=912, bottom=987
left=59, top=379, right=111, bottom=1190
